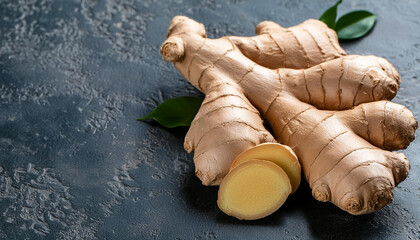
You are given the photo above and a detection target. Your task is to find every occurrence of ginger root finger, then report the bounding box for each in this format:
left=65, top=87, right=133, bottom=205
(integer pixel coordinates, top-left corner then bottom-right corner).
left=185, top=83, right=275, bottom=185
left=333, top=162, right=396, bottom=215
left=217, top=160, right=292, bottom=220
left=285, top=56, right=401, bottom=110
left=230, top=143, right=301, bottom=193
left=338, top=101, right=418, bottom=151
left=231, top=19, right=345, bottom=70
left=310, top=147, right=410, bottom=215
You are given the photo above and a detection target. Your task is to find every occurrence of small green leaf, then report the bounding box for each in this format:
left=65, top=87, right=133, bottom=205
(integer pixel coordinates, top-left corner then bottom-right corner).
left=138, top=96, right=204, bottom=128
left=334, top=10, right=377, bottom=40
left=319, top=0, right=343, bottom=29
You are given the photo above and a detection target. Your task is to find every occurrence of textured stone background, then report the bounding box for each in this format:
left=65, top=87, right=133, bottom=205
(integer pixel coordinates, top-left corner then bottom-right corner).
left=0, top=0, right=419, bottom=239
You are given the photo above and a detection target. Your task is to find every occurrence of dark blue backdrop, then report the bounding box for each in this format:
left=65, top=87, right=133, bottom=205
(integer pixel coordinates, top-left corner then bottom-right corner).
left=0, top=0, right=419, bottom=239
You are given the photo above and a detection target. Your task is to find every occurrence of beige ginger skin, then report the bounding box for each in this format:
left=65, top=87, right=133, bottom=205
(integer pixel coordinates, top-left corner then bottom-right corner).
left=160, top=16, right=418, bottom=215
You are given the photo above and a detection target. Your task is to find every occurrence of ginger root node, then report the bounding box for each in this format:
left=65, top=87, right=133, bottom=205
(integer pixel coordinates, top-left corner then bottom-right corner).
left=160, top=38, right=184, bottom=62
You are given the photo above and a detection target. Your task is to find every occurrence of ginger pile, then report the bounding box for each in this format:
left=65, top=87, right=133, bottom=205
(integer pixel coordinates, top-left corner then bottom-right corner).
left=160, top=16, right=417, bottom=218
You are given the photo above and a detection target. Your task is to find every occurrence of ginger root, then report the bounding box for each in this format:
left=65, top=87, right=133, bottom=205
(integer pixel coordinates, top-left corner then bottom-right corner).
left=161, top=16, right=418, bottom=215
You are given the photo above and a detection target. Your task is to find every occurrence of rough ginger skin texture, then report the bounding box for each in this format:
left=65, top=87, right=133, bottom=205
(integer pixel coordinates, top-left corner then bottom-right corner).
left=160, top=16, right=418, bottom=215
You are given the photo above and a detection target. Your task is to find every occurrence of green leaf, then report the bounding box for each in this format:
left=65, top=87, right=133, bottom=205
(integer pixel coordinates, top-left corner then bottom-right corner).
left=138, top=96, right=204, bottom=128
left=319, top=0, right=343, bottom=29
left=334, top=10, right=377, bottom=40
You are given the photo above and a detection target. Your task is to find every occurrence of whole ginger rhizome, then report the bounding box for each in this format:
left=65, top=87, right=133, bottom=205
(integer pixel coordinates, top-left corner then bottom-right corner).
left=160, top=16, right=418, bottom=219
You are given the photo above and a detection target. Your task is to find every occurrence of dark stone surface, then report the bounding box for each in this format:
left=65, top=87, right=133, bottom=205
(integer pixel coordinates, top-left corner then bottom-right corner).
left=0, top=0, right=419, bottom=239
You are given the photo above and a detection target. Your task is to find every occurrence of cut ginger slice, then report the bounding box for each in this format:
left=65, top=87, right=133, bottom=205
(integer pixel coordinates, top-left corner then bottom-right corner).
left=230, top=143, right=301, bottom=193
left=217, top=159, right=292, bottom=220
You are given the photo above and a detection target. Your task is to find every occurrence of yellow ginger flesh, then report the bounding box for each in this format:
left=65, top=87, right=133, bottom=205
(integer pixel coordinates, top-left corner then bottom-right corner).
left=218, top=160, right=292, bottom=220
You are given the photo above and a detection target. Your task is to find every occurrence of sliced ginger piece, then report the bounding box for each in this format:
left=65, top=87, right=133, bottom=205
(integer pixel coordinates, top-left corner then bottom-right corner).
left=217, top=160, right=291, bottom=220
left=231, top=143, right=301, bottom=193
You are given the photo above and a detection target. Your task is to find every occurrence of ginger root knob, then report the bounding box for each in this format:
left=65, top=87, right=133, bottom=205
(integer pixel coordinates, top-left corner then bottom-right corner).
left=160, top=37, right=185, bottom=62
